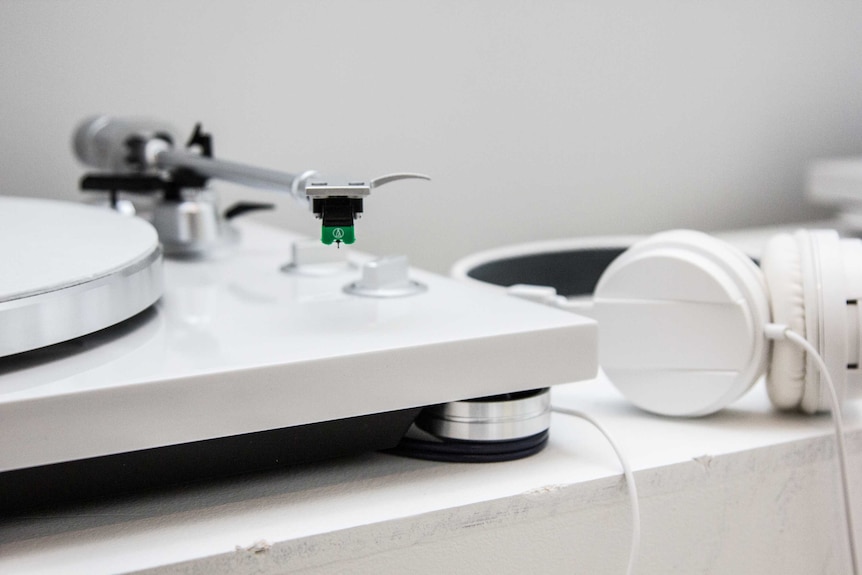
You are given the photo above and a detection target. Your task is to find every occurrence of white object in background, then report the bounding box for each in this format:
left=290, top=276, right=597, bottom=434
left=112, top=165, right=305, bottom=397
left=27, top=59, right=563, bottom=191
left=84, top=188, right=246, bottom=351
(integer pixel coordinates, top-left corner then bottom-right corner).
left=808, top=157, right=862, bottom=207
left=808, top=157, right=862, bottom=232
left=450, top=236, right=642, bottom=295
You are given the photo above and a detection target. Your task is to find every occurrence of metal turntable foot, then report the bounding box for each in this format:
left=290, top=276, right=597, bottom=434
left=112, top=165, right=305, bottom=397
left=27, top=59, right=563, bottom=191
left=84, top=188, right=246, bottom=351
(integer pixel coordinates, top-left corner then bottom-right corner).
left=385, top=388, right=551, bottom=463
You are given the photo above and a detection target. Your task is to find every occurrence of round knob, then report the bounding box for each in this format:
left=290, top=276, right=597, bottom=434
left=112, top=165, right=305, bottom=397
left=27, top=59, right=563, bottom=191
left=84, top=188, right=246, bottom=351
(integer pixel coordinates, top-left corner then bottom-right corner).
left=344, top=255, right=426, bottom=298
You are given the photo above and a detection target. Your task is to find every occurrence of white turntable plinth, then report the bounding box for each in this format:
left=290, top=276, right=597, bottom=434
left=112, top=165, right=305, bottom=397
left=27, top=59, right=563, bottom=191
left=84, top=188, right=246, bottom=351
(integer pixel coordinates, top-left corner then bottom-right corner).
left=0, top=197, right=162, bottom=357
left=0, top=211, right=597, bottom=478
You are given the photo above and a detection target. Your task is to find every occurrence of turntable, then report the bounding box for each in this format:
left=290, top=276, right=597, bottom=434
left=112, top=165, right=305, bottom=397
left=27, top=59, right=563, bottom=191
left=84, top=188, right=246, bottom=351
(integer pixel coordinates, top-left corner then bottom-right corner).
left=0, top=118, right=597, bottom=513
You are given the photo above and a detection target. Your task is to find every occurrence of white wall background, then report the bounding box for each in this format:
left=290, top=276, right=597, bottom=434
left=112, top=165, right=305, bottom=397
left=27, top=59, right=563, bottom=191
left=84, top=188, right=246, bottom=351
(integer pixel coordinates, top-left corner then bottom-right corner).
left=2, top=0, right=862, bottom=273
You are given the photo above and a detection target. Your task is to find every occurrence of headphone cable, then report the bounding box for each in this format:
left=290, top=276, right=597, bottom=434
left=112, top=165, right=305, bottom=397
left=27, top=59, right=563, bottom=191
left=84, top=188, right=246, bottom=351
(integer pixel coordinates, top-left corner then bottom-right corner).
left=551, top=406, right=641, bottom=575
left=767, top=324, right=859, bottom=575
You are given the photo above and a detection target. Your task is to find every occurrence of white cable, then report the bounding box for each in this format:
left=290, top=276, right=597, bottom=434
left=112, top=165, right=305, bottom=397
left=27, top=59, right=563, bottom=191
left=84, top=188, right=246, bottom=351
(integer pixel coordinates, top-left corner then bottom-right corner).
left=766, top=323, right=859, bottom=575
left=551, top=406, right=641, bottom=575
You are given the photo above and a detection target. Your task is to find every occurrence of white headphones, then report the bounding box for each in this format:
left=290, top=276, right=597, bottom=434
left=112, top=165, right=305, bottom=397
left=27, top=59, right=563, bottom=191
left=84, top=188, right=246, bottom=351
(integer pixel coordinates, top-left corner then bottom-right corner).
left=455, top=228, right=862, bottom=575
left=454, top=229, right=862, bottom=417
left=591, top=229, right=862, bottom=416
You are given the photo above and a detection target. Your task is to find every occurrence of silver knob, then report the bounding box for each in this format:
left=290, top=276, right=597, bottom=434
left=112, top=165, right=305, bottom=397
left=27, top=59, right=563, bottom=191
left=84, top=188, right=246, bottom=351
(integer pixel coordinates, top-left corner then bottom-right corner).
left=344, top=255, right=426, bottom=298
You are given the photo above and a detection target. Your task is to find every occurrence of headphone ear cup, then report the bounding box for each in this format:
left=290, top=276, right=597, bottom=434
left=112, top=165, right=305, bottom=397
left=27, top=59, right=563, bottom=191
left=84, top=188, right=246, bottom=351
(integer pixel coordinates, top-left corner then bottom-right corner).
left=592, top=230, right=770, bottom=416
left=761, top=233, right=808, bottom=410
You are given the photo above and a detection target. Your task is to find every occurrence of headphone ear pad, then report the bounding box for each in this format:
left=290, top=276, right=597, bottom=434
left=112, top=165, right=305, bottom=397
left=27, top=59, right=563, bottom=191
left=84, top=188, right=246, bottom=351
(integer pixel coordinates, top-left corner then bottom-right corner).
left=761, top=233, right=807, bottom=410
left=764, top=229, right=859, bottom=414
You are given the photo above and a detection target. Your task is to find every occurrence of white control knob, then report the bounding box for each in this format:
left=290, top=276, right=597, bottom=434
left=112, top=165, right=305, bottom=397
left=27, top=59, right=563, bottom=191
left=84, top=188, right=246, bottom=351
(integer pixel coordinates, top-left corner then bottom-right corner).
left=344, top=255, right=426, bottom=298
left=281, top=238, right=351, bottom=275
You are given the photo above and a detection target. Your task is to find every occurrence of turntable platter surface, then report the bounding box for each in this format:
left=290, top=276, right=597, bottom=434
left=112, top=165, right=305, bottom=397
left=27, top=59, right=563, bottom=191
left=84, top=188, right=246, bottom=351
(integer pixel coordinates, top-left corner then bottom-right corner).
left=0, top=196, right=162, bottom=357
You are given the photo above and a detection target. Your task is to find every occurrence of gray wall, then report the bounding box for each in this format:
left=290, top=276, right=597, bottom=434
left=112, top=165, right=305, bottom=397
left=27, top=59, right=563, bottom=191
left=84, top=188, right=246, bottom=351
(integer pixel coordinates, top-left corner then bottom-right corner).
left=2, top=0, right=862, bottom=273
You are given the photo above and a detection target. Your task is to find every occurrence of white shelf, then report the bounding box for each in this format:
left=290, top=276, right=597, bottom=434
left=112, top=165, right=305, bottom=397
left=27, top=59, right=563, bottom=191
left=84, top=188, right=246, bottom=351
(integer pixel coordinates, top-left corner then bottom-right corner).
left=2, top=374, right=859, bottom=574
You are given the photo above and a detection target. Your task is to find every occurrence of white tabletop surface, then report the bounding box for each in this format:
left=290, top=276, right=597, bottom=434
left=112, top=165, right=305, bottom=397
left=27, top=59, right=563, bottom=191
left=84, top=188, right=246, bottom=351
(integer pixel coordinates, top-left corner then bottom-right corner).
left=1, top=371, right=857, bottom=575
